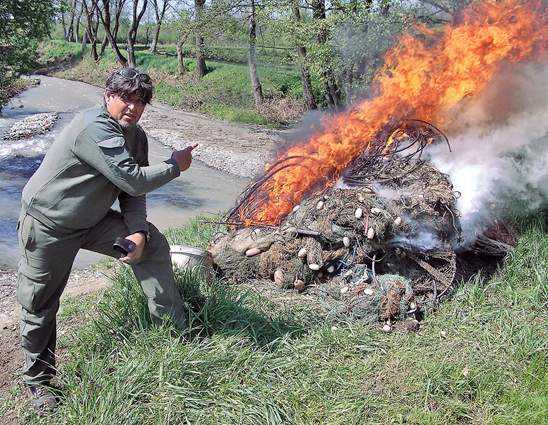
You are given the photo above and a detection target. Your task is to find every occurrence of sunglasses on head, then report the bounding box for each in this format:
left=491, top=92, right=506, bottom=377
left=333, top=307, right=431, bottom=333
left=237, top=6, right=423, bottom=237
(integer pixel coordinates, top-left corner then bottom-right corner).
left=116, top=68, right=151, bottom=83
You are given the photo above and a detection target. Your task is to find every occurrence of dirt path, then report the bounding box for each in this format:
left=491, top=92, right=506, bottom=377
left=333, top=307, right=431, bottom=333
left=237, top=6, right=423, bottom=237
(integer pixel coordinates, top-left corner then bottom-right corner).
left=140, top=102, right=286, bottom=178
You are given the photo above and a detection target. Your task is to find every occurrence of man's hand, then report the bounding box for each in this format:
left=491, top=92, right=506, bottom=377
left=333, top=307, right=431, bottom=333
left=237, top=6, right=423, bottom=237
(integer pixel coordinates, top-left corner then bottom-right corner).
left=119, top=232, right=146, bottom=264
left=171, top=144, right=198, bottom=172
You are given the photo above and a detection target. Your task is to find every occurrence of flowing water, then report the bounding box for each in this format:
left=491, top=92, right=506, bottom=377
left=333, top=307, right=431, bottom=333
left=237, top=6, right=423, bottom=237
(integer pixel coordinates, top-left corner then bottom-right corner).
left=0, top=76, right=247, bottom=269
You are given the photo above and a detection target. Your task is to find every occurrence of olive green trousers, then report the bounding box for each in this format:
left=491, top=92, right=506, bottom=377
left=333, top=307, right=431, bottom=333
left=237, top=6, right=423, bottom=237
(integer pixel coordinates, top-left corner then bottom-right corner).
left=16, top=209, right=187, bottom=386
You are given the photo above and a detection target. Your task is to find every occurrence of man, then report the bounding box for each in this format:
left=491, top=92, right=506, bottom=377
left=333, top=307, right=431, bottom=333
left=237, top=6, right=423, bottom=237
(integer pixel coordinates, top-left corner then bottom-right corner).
left=17, top=68, right=194, bottom=413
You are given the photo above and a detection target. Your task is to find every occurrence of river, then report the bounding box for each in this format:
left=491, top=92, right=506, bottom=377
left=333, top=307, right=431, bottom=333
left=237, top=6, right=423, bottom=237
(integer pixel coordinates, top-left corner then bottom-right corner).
left=0, top=76, right=247, bottom=269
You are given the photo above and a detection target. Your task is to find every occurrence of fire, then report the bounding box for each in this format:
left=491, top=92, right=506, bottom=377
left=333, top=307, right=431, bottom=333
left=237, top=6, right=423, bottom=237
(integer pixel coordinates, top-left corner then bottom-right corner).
left=241, top=0, right=548, bottom=225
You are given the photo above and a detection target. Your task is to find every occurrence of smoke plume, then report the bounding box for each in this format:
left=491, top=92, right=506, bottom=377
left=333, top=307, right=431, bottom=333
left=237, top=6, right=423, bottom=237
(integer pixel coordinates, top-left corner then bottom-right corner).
left=426, top=62, right=548, bottom=246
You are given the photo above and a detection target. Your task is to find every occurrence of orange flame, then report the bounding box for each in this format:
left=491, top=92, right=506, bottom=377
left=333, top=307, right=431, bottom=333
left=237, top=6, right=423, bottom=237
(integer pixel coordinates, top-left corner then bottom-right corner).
left=242, top=0, right=548, bottom=225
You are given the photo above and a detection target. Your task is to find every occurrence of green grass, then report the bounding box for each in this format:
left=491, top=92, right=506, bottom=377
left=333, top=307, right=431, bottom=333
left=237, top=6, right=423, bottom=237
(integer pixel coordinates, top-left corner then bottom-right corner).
left=38, top=40, right=307, bottom=126
left=39, top=39, right=84, bottom=63
left=8, top=217, right=546, bottom=424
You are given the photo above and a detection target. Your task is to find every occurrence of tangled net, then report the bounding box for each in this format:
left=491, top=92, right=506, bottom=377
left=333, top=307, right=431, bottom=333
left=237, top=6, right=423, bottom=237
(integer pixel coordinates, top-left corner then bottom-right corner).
left=210, top=121, right=512, bottom=326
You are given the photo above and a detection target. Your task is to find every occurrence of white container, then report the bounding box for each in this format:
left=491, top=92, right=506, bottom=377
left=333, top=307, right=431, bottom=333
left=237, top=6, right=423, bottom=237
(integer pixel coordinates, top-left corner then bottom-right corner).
left=170, top=245, right=213, bottom=275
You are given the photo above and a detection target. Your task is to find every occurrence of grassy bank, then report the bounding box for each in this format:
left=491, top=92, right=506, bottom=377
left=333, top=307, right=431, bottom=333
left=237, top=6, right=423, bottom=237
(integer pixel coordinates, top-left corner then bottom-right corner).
left=3, top=217, right=546, bottom=424
left=0, top=78, right=32, bottom=110
left=38, top=40, right=309, bottom=127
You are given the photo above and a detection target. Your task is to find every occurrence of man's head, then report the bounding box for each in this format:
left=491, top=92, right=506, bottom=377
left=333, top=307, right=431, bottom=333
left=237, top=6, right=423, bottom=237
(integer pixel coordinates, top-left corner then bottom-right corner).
left=104, top=68, right=153, bottom=128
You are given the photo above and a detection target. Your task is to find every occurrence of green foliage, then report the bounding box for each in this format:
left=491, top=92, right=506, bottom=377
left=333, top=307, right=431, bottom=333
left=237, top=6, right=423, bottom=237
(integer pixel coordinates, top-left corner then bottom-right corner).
left=40, top=40, right=303, bottom=126
left=38, top=39, right=84, bottom=62
left=13, top=218, right=546, bottom=424
left=0, top=0, right=54, bottom=106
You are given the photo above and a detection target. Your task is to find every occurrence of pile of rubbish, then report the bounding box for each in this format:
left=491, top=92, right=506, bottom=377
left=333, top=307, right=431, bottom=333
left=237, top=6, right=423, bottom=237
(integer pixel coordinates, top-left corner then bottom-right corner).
left=209, top=122, right=513, bottom=328
left=2, top=113, right=58, bottom=141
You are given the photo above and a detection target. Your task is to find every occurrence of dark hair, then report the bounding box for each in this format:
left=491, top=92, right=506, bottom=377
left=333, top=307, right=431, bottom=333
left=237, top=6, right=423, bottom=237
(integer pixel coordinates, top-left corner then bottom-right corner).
left=105, top=68, right=154, bottom=104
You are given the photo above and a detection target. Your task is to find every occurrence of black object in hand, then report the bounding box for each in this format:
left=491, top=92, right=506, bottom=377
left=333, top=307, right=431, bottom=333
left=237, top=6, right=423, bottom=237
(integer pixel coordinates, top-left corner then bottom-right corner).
left=113, top=237, right=137, bottom=256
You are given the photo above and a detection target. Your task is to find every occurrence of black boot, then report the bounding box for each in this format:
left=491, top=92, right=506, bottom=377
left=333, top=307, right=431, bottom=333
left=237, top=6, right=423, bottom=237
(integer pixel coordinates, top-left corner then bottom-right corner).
left=29, top=384, right=58, bottom=414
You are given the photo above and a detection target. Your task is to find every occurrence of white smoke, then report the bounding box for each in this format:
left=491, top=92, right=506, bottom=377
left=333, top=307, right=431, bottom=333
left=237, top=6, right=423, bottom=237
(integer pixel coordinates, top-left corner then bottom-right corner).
left=426, top=62, right=548, bottom=246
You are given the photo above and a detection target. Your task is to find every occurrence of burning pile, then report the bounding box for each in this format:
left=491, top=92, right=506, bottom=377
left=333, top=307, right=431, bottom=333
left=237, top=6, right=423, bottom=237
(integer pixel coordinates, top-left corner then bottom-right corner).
left=209, top=0, right=546, bottom=326
left=210, top=122, right=463, bottom=324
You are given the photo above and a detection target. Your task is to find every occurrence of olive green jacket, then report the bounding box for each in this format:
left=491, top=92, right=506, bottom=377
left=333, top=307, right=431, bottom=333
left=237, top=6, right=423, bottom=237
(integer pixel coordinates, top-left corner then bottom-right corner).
left=21, top=106, right=180, bottom=234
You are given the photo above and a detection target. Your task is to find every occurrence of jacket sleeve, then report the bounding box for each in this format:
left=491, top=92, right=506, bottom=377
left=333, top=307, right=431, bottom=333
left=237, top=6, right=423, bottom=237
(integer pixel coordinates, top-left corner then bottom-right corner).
left=72, top=131, right=180, bottom=196
left=118, top=191, right=149, bottom=235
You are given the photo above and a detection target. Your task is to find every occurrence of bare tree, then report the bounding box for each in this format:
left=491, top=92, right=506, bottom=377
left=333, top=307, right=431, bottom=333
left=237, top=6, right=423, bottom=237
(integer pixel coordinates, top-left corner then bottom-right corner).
left=175, top=25, right=193, bottom=75
left=75, top=1, right=84, bottom=42
left=248, top=0, right=263, bottom=107
left=175, top=0, right=243, bottom=77
left=149, top=0, right=170, bottom=53
left=82, top=0, right=101, bottom=61
left=291, top=0, right=316, bottom=110
left=67, top=0, right=78, bottom=41
left=61, top=9, right=68, bottom=40
left=127, top=0, right=149, bottom=67
left=419, top=0, right=472, bottom=24
left=194, top=0, right=207, bottom=77
left=99, top=0, right=128, bottom=65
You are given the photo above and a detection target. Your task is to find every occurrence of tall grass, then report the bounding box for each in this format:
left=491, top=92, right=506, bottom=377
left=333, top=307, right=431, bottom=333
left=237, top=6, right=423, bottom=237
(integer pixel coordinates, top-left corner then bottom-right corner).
left=11, top=218, right=548, bottom=424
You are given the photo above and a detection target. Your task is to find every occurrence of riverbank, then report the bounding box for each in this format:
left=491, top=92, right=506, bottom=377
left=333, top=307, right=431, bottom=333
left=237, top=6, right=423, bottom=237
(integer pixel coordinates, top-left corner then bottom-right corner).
left=33, top=43, right=289, bottom=178
left=0, top=79, right=34, bottom=111
left=39, top=40, right=307, bottom=128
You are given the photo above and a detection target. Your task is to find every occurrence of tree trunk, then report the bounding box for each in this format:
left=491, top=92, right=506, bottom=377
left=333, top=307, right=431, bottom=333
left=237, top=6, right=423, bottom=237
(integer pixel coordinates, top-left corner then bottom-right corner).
left=291, top=0, right=316, bottom=110
left=176, top=41, right=186, bottom=75
left=127, top=0, right=148, bottom=68
left=75, top=3, right=83, bottom=43
left=311, top=0, right=341, bottom=109
left=150, top=0, right=169, bottom=53
left=297, top=46, right=317, bottom=110
left=67, top=0, right=77, bottom=42
left=81, top=30, right=88, bottom=53
left=61, top=12, right=68, bottom=41
left=248, top=0, right=263, bottom=108
left=83, top=0, right=100, bottom=61
left=100, top=34, right=109, bottom=56
left=150, top=22, right=161, bottom=53
left=194, top=0, right=207, bottom=78
left=113, top=1, right=124, bottom=41
left=144, top=25, right=150, bottom=47
left=127, top=37, right=136, bottom=67
left=100, top=0, right=128, bottom=66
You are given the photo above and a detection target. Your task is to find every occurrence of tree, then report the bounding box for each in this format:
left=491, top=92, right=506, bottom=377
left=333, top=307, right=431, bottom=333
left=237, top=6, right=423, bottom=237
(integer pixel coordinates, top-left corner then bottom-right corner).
left=310, top=0, right=341, bottom=109
left=127, top=0, right=149, bottom=67
left=0, top=0, right=54, bottom=106
left=194, top=0, right=207, bottom=77
left=82, top=0, right=101, bottom=61
left=100, top=0, right=128, bottom=65
left=290, top=0, right=316, bottom=110
left=66, top=0, right=79, bottom=42
left=174, top=8, right=193, bottom=75
left=149, top=0, right=171, bottom=53
left=248, top=0, right=263, bottom=107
